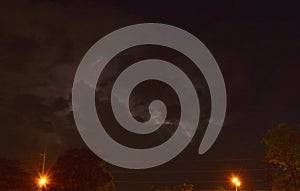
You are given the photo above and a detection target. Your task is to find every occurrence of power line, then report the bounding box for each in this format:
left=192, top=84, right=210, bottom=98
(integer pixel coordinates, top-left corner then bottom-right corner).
left=170, top=158, right=263, bottom=162
left=114, top=179, right=266, bottom=184
left=104, top=158, right=264, bottom=163
left=110, top=168, right=266, bottom=174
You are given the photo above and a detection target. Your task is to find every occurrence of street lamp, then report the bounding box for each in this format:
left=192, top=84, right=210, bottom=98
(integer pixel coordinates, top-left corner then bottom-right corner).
left=37, top=152, right=48, bottom=191
left=38, top=177, right=47, bottom=187
left=37, top=175, right=48, bottom=191
left=232, top=177, right=241, bottom=191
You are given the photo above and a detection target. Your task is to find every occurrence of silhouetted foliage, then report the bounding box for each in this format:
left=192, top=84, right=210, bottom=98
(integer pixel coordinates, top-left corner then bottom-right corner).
left=50, top=148, right=115, bottom=191
left=150, top=183, right=193, bottom=191
left=262, top=123, right=300, bottom=191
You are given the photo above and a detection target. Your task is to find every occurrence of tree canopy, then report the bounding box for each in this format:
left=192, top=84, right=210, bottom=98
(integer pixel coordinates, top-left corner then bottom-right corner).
left=150, top=183, right=193, bottom=191
left=262, top=123, right=300, bottom=191
left=49, top=148, right=115, bottom=191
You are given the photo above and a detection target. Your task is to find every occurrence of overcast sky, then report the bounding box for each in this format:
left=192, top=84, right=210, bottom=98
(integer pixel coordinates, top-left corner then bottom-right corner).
left=0, top=0, right=299, bottom=190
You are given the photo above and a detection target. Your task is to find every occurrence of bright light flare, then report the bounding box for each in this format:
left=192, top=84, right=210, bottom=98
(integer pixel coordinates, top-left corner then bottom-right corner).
left=232, top=177, right=239, bottom=184
left=37, top=176, right=48, bottom=187
left=39, top=178, right=47, bottom=185
left=232, top=176, right=241, bottom=187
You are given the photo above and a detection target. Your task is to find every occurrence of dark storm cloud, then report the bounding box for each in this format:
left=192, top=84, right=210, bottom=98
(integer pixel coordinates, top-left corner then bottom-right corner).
left=0, top=0, right=141, bottom=98
left=0, top=0, right=141, bottom=168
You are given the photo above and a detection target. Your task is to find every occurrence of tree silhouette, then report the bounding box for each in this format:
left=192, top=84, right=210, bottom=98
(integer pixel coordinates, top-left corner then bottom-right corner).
left=150, top=183, right=193, bottom=191
left=262, top=124, right=300, bottom=191
left=49, top=148, right=115, bottom=191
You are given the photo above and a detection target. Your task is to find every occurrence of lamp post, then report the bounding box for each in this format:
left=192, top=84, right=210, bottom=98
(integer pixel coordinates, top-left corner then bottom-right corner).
left=37, top=152, right=48, bottom=191
left=232, top=177, right=241, bottom=191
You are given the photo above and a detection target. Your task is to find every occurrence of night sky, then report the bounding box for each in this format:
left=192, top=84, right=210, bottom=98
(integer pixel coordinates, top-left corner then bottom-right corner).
left=1, top=0, right=300, bottom=191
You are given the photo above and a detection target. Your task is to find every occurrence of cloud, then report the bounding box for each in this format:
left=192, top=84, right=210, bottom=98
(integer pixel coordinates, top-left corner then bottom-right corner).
left=0, top=0, right=142, bottom=166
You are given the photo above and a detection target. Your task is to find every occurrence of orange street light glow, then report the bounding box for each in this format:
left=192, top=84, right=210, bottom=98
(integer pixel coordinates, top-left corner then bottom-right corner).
left=231, top=176, right=241, bottom=191
left=232, top=177, right=239, bottom=184
left=38, top=176, right=48, bottom=187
